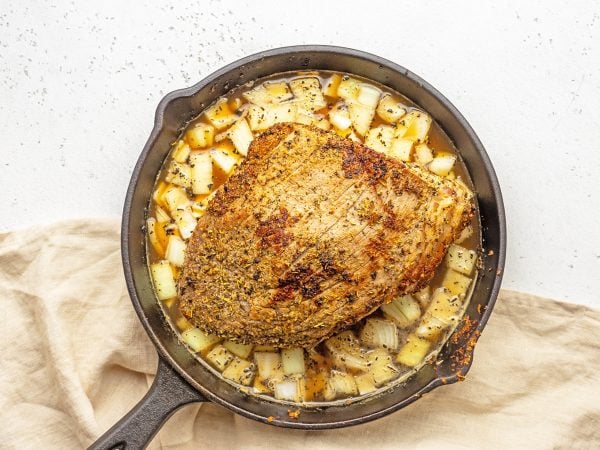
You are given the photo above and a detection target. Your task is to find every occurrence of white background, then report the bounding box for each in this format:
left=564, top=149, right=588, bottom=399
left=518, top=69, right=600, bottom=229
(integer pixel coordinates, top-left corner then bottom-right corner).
left=1, top=0, right=599, bottom=308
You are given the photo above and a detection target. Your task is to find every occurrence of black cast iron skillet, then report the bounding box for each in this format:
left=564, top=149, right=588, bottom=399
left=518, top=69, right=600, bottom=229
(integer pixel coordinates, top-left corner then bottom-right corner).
left=90, top=45, right=506, bottom=450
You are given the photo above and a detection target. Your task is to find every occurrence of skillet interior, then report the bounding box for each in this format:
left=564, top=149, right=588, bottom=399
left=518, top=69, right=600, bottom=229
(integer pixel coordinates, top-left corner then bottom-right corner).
left=122, top=45, right=506, bottom=428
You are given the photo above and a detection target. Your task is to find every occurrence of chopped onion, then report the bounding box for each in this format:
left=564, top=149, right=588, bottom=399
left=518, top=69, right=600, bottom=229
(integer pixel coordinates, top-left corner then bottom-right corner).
left=380, top=295, right=421, bottom=328
left=223, top=341, right=253, bottom=359
left=357, top=83, right=381, bottom=108
left=273, top=376, right=305, bottom=402
left=268, top=102, right=298, bottom=124
left=295, top=112, right=314, bottom=125
left=445, top=243, right=476, bottom=275
left=245, top=104, right=267, bottom=130
left=427, top=287, right=462, bottom=325
left=414, top=143, right=434, bottom=166
left=401, top=110, right=431, bottom=142
left=229, top=97, right=243, bottom=111
left=254, top=352, right=283, bottom=380
left=247, top=103, right=297, bottom=131
left=210, top=145, right=240, bottom=174
left=181, top=327, right=221, bottom=353
left=228, top=118, right=253, bottom=156
left=290, top=77, right=327, bottom=114
left=204, top=98, right=238, bottom=130
left=348, top=101, right=375, bottom=136
left=366, top=348, right=398, bottom=385
left=190, top=200, right=207, bottom=219
left=205, top=344, right=234, bottom=371
left=165, top=234, right=186, bottom=267
left=172, top=140, right=191, bottom=163
left=172, top=208, right=197, bottom=240
left=326, top=370, right=358, bottom=399
left=329, top=103, right=352, bottom=131
left=336, top=76, right=361, bottom=101
left=214, top=128, right=229, bottom=143
left=243, top=81, right=293, bottom=105
left=162, top=185, right=189, bottom=214
left=165, top=161, right=192, bottom=189
left=323, top=73, right=342, bottom=97
left=221, top=357, right=255, bottom=386
left=334, top=353, right=368, bottom=372
left=396, top=334, right=431, bottom=367
left=413, top=285, right=431, bottom=308
left=429, top=154, right=457, bottom=177
left=313, top=114, right=331, bottom=130
left=376, top=95, right=406, bottom=123
left=253, top=377, right=272, bottom=394
left=354, top=373, right=377, bottom=395
left=325, top=331, right=368, bottom=371
left=146, top=217, right=165, bottom=256
left=154, top=205, right=170, bottom=224
left=152, top=221, right=170, bottom=253
left=442, top=269, right=472, bottom=296
left=359, top=318, right=399, bottom=350
left=394, top=122, right=408, bottom=138
left=347, top=131, right=361, bottom=142
left=189, top=152, right=213, bottom=195
left=186, top=123, right=215, bottom=148
left=281, top=348, right=306, bottom=375
left=364, top=125, right=394, bottom=154
left=415, top=314, right=447, bottom=341
left=150, top=260, right=177, bottom=300
left=388, top=137, right=413, bottom=161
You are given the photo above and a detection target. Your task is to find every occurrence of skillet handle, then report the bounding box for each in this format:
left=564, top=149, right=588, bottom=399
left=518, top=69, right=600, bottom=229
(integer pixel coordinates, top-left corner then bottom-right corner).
left=88, top=357, right=207, bottom=450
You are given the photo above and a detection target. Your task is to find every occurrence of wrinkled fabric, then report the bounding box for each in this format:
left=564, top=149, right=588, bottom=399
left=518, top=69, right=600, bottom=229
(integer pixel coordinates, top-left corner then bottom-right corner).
left=0, top=220, right=599, bottom=449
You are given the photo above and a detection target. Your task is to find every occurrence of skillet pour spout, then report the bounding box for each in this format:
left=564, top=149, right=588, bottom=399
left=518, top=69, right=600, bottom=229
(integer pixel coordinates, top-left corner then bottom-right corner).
left=89, top=45, right=505, bottom=449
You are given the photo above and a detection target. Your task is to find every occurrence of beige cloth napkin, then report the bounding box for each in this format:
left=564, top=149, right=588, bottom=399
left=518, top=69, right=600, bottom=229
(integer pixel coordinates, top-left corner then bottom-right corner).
left=1, top=219, right=599, bottom=449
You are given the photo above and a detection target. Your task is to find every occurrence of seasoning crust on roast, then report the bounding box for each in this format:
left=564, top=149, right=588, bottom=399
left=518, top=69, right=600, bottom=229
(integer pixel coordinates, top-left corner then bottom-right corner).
left=179, top=123, right=474, bottom=348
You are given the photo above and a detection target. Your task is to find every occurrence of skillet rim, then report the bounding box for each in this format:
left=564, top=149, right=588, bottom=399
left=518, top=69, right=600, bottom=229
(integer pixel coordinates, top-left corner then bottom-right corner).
left=121, top=44, right=506, bottom=429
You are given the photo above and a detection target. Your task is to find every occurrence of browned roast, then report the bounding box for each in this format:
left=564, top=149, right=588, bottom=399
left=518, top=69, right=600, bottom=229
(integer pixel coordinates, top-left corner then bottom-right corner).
left=179, top=123, right=474, bottom=348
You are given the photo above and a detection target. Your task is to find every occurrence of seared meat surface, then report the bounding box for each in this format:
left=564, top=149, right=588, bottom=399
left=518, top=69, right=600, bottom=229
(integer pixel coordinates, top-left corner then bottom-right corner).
left=179, top=123, right=474, bottom=348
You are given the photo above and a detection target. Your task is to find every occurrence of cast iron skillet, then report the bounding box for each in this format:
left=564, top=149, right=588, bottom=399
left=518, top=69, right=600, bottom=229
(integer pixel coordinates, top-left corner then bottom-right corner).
left=89, top=45, right=506, bottom=450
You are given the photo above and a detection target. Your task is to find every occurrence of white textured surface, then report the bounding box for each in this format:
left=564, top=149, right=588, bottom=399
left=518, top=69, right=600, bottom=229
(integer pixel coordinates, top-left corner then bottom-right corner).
left=1, top=0, right=599, bottom=307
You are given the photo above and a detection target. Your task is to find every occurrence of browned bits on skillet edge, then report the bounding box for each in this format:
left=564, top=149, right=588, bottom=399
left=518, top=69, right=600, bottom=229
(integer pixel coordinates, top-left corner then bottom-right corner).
left=287, top=409, right=301, bottom=419
left=448, top=315, right=480, bottom=377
